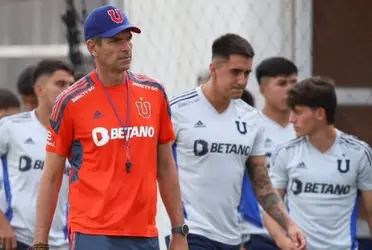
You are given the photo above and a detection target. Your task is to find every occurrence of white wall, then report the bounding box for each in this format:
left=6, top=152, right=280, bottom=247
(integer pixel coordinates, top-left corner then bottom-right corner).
left=121, top=0, right=312, bottom=249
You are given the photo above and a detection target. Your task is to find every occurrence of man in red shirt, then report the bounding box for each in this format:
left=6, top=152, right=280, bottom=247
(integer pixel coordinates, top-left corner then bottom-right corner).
left=31, top=5, right=188, bottom=250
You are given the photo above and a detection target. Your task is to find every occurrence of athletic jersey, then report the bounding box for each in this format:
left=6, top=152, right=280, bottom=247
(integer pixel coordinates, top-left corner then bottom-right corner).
left=170, top=87, right=266, bottom=245
left=0, top=111, right=69, bottom=248
left=240, top=112, right=296, bottom=236
left=269, top=130, right=372, bottom=250
left=46, top=71, right=175, bottom=237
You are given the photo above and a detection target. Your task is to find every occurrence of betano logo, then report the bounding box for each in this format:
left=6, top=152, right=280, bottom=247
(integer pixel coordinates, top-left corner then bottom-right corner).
left=92, top=126, right=155, bottom=146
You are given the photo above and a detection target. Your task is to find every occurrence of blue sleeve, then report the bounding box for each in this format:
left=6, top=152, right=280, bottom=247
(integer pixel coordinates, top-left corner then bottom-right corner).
left=172, top=143, right=178, bottom=168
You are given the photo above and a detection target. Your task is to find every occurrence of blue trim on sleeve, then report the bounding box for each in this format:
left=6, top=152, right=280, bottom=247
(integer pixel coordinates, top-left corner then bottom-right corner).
left=1, top=155, right=13, bottom=221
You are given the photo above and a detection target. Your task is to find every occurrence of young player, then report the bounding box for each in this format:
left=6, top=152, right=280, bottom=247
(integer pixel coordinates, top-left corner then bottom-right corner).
left=264, top=76, right=372, bottom=250
left=16, top=65, right=38, bottom=111
left=163, top=89, right=256, bottom=249
left=0, top=59, right=74, bottom=250
left=170, top=34, right=305, bottom=250
left=0, top=89, right=21, bottom=119
left=0, top=89, right=21, bottom=214
left=240, top=57, right=298, bottom=250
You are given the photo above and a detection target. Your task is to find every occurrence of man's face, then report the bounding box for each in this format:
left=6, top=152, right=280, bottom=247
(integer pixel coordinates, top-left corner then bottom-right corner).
left=21, top=94, right=38, bottom=111
left=35, top=70, right=74, bottom=109
left=0, top=107, right=21, bottom=119
left=91, top=30, right=133, bottom=72
left=289, top=105, right=323, bottom=137
left=260, top=74, right=297, bottom=112
left=211, top=55, right=253, bottom=100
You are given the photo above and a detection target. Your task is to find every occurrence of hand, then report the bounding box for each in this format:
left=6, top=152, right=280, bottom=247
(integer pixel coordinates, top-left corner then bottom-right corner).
left=287, top=224, right=306, bottom=250
left=0, top=220, right=17, bottom=250
left=169, top=234, right=188, bottom=250
left=275, top=234, right=301, bottom=250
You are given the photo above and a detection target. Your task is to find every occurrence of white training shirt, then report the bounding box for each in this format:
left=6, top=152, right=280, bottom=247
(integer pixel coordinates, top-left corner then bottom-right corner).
left=170, top=87, right=266, bottom=245
left=0, top=111, right=70, bottom=248
left=269, top=130, right=372, bottom=250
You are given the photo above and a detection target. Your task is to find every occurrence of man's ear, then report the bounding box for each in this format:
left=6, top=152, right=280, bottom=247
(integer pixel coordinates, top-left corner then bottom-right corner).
left=33, top=82, right=42, bottom=97
left=87, top=40, right=97, bottom=57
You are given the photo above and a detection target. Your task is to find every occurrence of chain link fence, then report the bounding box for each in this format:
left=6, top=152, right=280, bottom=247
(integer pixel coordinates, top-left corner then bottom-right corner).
left=126, top=0, right=312, bottom=108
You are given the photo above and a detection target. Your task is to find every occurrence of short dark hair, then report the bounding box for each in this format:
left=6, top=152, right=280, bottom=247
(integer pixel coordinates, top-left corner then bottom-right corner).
left=287, top=76, right=337, bottom=124
left=16, top=65, right=36, bottom=97
left=256, top=57, right=298, bottom=84
left=33, top=59, right=74, bottom=84
left=212, top=33, right=254, bottom=60
left=0, top=88, right=20, bottom=110
left=241, top=90, right=255, bottom=107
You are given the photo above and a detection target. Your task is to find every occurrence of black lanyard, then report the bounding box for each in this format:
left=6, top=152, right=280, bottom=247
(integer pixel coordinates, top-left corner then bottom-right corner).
left=97, top=72, right=132, bottom=173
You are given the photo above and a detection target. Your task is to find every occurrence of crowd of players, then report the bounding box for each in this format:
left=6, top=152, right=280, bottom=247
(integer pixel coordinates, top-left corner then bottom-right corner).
left=0, top=4, right=371, bottom=250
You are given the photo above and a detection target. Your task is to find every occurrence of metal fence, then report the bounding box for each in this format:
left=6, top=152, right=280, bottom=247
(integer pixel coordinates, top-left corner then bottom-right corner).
left=0, top=0, right=312, bottom=109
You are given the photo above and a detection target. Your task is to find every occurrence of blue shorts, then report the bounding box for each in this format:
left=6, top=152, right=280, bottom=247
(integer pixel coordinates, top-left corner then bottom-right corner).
left=0, top=241, right=29, bottom=250
left=70, top=232, right=159, bottom=250
left=244, top=234, right=280, bottom=250
left=165, top=234, right=240, bottom=250
left=358, top=238, right=372, bottom=250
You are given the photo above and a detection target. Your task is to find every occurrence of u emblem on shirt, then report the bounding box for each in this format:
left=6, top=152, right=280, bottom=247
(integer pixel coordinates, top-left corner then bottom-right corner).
left=135, top=101, right=152, bottom=119
left=337, top=159, right=350, bottom=173
left=235, top=121, right=247, bottom=135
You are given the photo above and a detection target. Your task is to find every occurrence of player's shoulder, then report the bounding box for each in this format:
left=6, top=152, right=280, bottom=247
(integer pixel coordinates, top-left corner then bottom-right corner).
left=0, top=111, right=33, bottom=128
left=169, top=88, right=199, bottom=110
left=128, top=71, right=165, bottom=93
left=272, top=137, right=305, bottom=159
left=233, top=98, right=256, bottom=112
left=55, top=75, right=94, bottom=108
left=339, top=130, right=369, bottom=148
left=234, top=100, right=263, bottom=123
left=339, top=131, right=372, bottom=163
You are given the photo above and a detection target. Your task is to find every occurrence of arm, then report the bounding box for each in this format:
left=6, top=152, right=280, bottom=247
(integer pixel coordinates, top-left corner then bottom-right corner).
left=262, top=189, right=290, bottom=243
left=157, top=89, right=188, bottom=248
left=361, top=190, right=372, bottom=237
left=0, top=120, right=18, bottom=249
left=357, top=145, right=372, bottom=238
left=157, top=142, right=184, bottom=229
left=247, top=155, right=293, bottom=231
left=32, top=95, right=73, bottom=245
left=249, top=134, right=305, bottom=249
left=0, top=211, right=17, bottom=250
left=157, top=88, right=184, bottom=230
left=358, top=197, right=368, bottom=221
left=33, top=152, right=66, bottom=244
